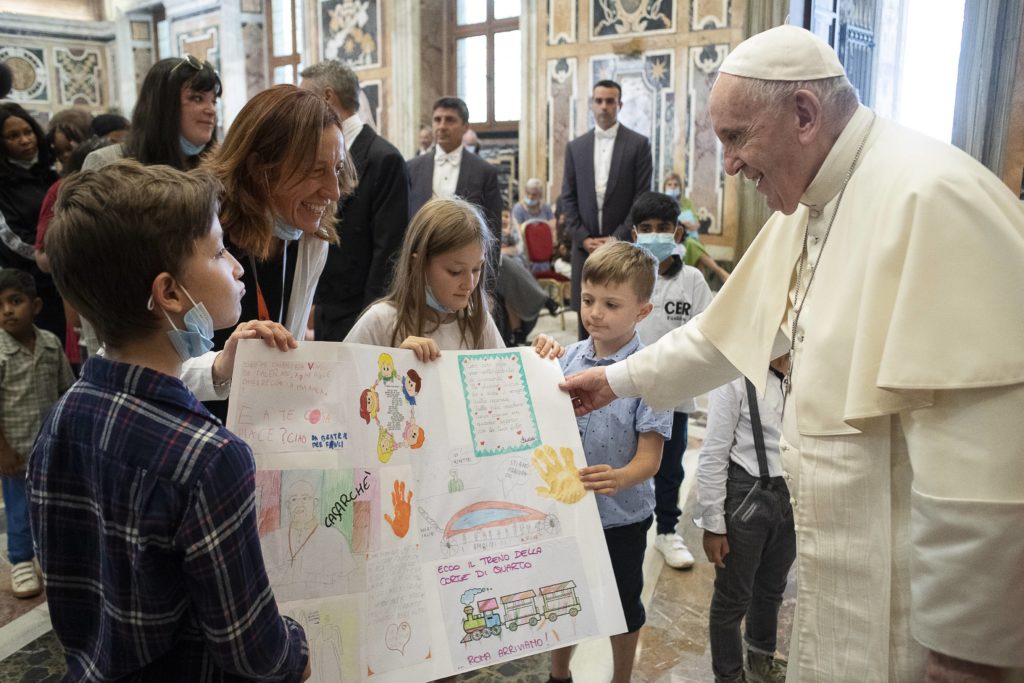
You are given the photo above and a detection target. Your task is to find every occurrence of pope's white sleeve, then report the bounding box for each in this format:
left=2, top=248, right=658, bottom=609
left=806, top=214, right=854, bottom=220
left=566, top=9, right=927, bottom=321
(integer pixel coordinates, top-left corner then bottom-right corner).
left=900, top=382, right=1024, bottom=667
left=606, top=317, right=742, bottom=410
left=182, top=351, right=230, bottom=402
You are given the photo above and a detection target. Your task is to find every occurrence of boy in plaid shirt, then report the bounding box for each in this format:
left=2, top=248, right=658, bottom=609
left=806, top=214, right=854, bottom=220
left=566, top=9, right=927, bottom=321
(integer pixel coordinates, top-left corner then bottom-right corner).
left=29, top=160, right=310, bottom=681
left=0, top=268, right=74, bottom=598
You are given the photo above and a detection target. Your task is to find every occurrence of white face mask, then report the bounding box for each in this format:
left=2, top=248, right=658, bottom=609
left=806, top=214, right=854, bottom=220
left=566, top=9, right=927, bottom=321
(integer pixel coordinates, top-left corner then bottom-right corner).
left=149, top=286, right=215, bottom=360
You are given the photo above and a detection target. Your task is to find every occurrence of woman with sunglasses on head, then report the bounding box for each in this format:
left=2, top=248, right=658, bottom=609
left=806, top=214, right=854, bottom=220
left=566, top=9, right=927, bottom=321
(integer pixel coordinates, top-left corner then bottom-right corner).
left=0, top=103, right=65, bottom=340
left=83, top=55, right=220, bottom=172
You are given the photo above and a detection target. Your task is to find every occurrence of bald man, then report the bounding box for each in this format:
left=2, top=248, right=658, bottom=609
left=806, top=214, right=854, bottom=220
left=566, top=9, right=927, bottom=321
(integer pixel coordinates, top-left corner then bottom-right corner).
left=562, top=26, right=1024, bottom=682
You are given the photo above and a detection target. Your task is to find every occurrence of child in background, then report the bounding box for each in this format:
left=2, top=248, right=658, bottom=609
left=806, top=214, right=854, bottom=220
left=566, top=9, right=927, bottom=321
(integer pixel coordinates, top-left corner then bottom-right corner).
left=631, top=192, right=714, bottom=569
left=30, top=160, right=310, bottom=681
left=549, top=241, right=673, bottom=683
left=695, top=356, right=794, bottom=683
left=680, top=206, right=731, bottom=284
left=0, top=268, right=74, bottom=598
left=345, top=197, right=562, bottom=361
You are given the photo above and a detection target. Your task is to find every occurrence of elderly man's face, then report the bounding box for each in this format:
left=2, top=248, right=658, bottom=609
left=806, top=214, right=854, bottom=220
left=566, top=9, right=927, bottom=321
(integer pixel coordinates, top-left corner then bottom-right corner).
left=709, top=74, right=811, bottom=215
left=286, top=480, right=318, bottom=526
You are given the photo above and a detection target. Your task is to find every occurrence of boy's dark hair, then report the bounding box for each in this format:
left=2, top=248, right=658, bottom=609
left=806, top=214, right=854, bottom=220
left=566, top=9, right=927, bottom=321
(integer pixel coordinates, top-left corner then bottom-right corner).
left=47, top=159, right=222, bottom=349
left=432, top=97, right=470, bottom=124
left=629, top=191, right=680, bottom=227
left=90, top=113, right=130, bottom=139
left=0, top=269, right=37, bottom=298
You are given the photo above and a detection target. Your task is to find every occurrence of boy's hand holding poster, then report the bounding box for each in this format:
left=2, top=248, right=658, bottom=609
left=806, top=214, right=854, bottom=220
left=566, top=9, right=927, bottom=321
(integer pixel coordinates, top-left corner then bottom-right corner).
left=227, top=340, right=626, bottom=681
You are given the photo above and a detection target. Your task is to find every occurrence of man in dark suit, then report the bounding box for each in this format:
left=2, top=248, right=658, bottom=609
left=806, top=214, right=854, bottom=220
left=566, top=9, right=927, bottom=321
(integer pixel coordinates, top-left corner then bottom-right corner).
left=300, top=61, right=411, bottom=341
left=561, top=79, right=653, bottom=339
left=406, top=97, right=503, bottom=261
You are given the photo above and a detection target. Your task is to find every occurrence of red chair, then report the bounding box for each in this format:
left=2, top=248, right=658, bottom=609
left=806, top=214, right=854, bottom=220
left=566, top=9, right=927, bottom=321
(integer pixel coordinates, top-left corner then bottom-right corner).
left=522, top=220, right=569, bottom=329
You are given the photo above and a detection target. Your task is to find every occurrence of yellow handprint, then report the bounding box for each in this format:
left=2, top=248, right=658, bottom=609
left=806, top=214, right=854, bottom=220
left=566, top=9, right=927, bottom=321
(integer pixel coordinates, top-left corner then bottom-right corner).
left=532, top=445, right=586, bottom=504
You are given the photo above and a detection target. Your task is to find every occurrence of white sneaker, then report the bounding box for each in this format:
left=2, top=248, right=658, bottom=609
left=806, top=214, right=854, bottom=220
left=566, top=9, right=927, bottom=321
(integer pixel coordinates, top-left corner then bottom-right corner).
left=654, top=533, right=695, bottom=569
left=11, top=560, right=42, bottom=598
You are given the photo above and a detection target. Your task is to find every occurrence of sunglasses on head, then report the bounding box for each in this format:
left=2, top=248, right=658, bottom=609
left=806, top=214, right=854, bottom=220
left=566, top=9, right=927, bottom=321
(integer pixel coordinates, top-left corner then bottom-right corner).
left=170, top=54, right=216, bottom=77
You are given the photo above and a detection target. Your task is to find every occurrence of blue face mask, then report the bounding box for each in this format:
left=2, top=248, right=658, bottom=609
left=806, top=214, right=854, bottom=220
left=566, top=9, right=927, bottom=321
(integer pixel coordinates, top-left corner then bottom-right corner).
left=636, top=232, right=677, bottom=263
left=150, top=286, right=215, bottom=361
left=524, top=197, right=539, bottom=208
left=272, top=216, right=303, bottom=242
left=425, top=284, right=455, bottom=315
left=665, top=188, right=681, bottom=200
left=180, top=135, right=206, bottom=157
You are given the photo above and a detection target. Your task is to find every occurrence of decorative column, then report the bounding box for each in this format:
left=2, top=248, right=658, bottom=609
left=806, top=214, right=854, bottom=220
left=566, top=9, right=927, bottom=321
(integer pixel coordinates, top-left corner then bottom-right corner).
left=389, top=0, right=420, bottom=157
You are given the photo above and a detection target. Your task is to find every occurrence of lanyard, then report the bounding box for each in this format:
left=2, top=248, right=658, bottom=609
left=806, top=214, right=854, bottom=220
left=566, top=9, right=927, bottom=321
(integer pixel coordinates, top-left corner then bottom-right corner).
left=249, top=240, right=288, bottom=324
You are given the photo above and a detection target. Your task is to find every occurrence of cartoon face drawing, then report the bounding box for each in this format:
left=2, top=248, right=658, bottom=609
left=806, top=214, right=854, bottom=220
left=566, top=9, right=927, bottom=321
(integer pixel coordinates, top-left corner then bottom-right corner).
left=403, top=421, right=426, bottom=449
left=404, top=370, right=421, bottom=397
left=359, top=388, right=379, bottom=424
left=377, top=428, right=397, bottom=463
left=377, top=353, right=397, bottom=382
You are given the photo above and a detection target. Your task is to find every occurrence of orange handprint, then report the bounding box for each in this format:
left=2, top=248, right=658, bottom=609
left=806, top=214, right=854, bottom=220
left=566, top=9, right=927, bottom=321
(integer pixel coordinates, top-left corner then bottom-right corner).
left=384, top=479, right=413, bottom=538
left=532, top=445, right=586, bottom=504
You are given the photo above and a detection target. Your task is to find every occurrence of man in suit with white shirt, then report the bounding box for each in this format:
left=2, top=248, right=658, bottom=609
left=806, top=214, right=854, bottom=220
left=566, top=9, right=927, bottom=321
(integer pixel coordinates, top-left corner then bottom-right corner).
left=561, top=80, right=653, bottom=339
left=301, top=60, right=411, bottom=340
left=406, top=97, right=503, bottom=266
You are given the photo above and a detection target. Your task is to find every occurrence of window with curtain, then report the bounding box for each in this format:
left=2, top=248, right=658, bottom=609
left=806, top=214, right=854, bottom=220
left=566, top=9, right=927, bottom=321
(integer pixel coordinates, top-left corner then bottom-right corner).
left=453, top=0, right=521, bottom=131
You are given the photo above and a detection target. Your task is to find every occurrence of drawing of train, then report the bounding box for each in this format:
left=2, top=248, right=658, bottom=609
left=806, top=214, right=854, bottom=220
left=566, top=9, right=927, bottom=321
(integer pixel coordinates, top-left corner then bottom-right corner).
left=460, top=581, right=582, bottom=642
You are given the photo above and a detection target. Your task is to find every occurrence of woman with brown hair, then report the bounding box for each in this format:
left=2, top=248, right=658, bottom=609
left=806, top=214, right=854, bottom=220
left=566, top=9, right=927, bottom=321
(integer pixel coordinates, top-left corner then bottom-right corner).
left=189, top=84, right=356, bottom=408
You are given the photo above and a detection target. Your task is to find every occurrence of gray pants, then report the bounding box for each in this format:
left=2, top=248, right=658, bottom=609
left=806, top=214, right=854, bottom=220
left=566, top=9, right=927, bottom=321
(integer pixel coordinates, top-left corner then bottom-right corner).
left=710, top=463, right=796, bottom=681
left=496, top=254, right=548, bottom=321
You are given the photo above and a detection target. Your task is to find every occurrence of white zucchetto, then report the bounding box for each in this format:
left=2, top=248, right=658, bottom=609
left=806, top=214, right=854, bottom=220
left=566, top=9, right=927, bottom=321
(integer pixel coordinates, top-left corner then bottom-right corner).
left=720, top=25, right=846, bottom=81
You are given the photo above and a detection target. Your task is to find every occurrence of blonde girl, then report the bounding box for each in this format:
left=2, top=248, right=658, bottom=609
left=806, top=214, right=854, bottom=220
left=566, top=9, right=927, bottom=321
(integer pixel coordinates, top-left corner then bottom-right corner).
left=345, top=198, right=562, bottom=360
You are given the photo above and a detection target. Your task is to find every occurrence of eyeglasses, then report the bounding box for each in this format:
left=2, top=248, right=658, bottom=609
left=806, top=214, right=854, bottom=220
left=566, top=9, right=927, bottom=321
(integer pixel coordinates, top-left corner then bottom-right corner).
left=170, top=54, right=215, bottom=77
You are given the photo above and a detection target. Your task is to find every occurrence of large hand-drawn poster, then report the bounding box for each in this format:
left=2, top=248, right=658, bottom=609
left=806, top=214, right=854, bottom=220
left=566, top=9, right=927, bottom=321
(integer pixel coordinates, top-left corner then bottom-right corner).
left=227, top=341, right=626, bottom=681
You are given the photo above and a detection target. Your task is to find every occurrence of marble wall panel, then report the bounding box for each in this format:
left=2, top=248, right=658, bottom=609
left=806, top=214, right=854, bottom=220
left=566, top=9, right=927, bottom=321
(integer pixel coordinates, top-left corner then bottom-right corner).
left=591, top=0, right=675, bottom=39
left=546, top=57, right=578, bottom=201
left=241, top=0, right=264, bottom=12
left=176, top=26, right=220, bottom=71
left=242, top=22, right=267, bottom=98
left=590, top=50, right=674, bottom=188
left=320, top=0, right=381, bottom=68
left=689, top=0, right=730, bottom=30
left=55, top=47, right=103, bottom=106
left=130, top=21, right=151, bottom=41
left=685, top=43, right=727, bottom=235
left=547, top=0, right=578, bottom=45
left=132, top=46, right=154, bottom=96
left=0, top=46, right=49, bottom=103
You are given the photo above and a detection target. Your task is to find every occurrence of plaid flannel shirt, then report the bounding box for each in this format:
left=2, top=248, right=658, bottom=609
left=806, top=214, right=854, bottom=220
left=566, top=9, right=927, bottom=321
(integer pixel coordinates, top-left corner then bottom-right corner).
left=28, top=356, right=308, bottom=682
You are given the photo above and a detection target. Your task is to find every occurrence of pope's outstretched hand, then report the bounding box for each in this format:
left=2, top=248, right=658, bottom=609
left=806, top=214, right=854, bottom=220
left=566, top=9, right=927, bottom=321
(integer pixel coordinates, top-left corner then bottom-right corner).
left=559, top=367, right=618, bottom=416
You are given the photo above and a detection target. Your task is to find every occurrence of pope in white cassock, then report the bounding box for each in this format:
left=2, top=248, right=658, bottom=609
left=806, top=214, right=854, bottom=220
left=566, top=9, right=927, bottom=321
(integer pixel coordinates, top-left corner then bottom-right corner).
left=562, top=25, right=1024, bottom=682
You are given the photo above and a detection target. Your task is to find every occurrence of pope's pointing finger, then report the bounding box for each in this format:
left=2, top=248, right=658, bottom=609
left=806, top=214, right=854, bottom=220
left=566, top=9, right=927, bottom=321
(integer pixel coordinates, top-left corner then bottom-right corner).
left=559, top=367, right=618, bottom=416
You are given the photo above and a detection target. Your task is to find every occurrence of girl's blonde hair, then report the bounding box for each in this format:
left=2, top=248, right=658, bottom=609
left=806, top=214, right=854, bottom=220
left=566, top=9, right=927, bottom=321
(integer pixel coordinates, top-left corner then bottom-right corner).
left=382, top=198, right=495, bottom=348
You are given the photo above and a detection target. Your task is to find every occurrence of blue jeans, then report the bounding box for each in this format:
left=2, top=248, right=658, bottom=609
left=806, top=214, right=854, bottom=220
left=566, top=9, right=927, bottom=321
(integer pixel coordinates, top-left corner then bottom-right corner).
left=709, top=464, right=796, bottom=680
left=654, top=412, right=687, bottom=535
left=2, top=474, right=34, bottom=564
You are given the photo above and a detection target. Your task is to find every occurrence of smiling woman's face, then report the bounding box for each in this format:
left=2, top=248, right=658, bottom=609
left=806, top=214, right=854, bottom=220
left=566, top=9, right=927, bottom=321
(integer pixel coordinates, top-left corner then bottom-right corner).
left=179, top=86, right=218, bottom=147
left=269, top=125, right=345, bottom=233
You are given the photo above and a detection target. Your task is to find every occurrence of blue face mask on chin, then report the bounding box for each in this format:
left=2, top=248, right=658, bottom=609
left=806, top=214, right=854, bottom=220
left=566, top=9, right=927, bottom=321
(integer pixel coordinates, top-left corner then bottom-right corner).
left=636, top=232, right=677, bottom=263
left=272, top=216, right=304, bottom=242
left=180, top=135, right=206, bottom=157
left=150, top=286, right=215, bottom=361
left=425, top=285, right=455, bottom=315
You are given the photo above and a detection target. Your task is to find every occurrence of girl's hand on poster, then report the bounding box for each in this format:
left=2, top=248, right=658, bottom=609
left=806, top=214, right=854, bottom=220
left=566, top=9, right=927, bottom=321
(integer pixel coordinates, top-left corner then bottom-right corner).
left=399, top=336, right=441, bottom=362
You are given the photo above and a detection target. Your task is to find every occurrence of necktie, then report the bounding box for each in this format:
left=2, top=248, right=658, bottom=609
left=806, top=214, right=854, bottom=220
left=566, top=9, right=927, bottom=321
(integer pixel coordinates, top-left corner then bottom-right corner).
left=436, top=151, right=460, bottom=166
